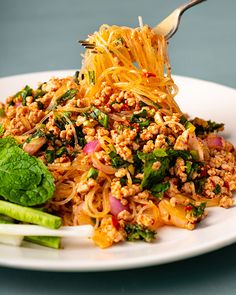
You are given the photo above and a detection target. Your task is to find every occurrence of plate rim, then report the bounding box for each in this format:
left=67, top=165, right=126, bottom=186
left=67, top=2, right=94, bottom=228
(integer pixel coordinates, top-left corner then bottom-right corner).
left=0, top=70, right=235, bottom=272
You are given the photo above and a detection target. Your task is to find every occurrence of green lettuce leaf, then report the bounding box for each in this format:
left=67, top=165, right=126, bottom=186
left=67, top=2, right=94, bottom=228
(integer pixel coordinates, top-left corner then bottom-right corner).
left=0, top=137, right=55, bottom=206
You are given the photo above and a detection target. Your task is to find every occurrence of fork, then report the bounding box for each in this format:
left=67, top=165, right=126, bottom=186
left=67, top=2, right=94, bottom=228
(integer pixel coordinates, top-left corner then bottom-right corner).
left=79, top=0, right=206, bottom=50
left=153, top=0, right=207, bottom=39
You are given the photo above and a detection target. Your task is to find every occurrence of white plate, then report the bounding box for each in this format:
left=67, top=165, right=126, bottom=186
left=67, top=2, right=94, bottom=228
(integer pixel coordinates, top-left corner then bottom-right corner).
left=0, top=70, right=235, bottom=272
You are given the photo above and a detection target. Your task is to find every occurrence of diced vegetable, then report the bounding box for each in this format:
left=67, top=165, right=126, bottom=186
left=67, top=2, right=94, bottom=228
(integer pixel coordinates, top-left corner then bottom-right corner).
left=125, top=224, right=156, bottom=242
left=0, top=137, right=55, bottom=206
left=0, top=200, right=61, bottom=229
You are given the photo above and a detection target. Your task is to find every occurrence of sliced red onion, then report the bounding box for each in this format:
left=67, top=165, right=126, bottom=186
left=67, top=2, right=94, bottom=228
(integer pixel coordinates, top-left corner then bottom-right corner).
left=83, top=140, right=100, bottom=154
left=109, top=194, right=128, bottom=217
left=15, top=102, right=22, bottom=108
left=205, top=135, right=224, bottom=149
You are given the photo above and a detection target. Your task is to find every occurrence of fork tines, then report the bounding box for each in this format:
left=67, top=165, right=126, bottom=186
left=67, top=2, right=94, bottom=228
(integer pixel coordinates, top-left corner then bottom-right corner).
left=78, top=40, right=96, bottom=49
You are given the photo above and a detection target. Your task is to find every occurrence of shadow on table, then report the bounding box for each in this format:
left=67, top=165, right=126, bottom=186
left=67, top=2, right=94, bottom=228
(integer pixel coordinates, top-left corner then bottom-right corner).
left=0, top=242, right=236, bottom=295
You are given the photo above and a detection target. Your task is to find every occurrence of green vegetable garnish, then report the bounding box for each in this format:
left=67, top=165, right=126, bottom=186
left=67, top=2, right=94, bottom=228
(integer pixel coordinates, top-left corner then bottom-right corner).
left=45, top=150, right=55, bottom=163
left=213, top=184, right=221, bottom=195
left=187, top=202, right=206, bottom=218
left=89, top=106, right=109, bottom=128
left=167, top=149, right=192, bottom=160
left=24, top=236, right=61, bottom=249
left=151, top=182, right=170, bottom=198
left=109, top=151, right=128, bottom=168
left=14, top=85, right=33, bottom=106
left=0, top=200, right=61, bottom=229
left=55, top=146, right=68, bottom=157
left=125, top=224, right=156, bottom=242
left=141, top=155, right=170, bottom=189
left=75, top=126, right=86, bottom=147
left=34, top=89, right=46, bottom=99
left=87, top=167, right=99, bottom=180
left=191, top=119, right=224, bottom=136
left=194, top=178, right=207, bottom=195
left=55, top=89, right=78, bottom=106
left=130, top=109, right=150, bottom=127
left=0, top=137, right=55, bottom=206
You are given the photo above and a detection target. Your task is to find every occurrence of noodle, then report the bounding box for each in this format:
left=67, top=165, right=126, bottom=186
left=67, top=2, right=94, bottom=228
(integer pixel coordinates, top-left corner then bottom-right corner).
left=1, top=23, right=235, bottom=249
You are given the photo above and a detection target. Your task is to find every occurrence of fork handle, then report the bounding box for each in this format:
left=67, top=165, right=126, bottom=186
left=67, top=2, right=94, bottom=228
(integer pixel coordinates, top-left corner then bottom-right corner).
left=180, top=0, right=207, bottom=15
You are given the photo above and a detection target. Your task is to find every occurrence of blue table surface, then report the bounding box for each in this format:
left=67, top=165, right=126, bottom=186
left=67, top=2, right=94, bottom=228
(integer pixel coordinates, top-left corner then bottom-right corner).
left=0, top=0, right=236, bottom=294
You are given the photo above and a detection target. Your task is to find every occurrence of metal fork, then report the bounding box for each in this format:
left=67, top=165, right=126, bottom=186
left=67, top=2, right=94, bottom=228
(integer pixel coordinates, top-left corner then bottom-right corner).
left=79, top=0, right=206, bottom=50
left=153, top=0, right=206, bottom=39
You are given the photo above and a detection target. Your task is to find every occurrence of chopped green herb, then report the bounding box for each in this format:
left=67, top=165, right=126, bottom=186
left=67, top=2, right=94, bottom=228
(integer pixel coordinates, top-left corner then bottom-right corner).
left=192, top=119, right=224, bottom=136
left=130, top=109, right=150, bottom=127
left=45, top=150, right=55, bottom=164
left=36, top=101, right=44, bottom=110
left=188, top=202, right=206, bottom=218
left=14, top=85, right=33, bottom=106
left=109, top=151, right=128, bottom=168
left=55, top=146, right=67, bottom=157
left=75, top=126, right=86, bottom=147
left=151, top=181, right=170, bottom=198
left=87, top=167, right=99, bottom=180
left=125, top=224, right=156, bottom=242
left=141, top=157, right=170, bottom=190
left=34, top=89, right=46, bottom=99
left=186, top=161, right=192, bottom=176
left=179, top=115, right=188, bottom=125
left=213, top=184, right=221, bottom=195
left=167, top=150, right=192, bottom=160
left=89, top=106, right=109, bottom=128
left=56, top=89, right=78, bottom=106
left=194, top=178, right=207, bottom=195
left=120, top=176, right=128, bottom=186
left=25, top=130, right=45, bottom=144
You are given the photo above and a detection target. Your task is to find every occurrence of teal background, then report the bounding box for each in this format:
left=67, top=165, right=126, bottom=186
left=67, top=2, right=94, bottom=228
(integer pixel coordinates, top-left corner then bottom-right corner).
left=0, top=0, right=236, bottom=294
